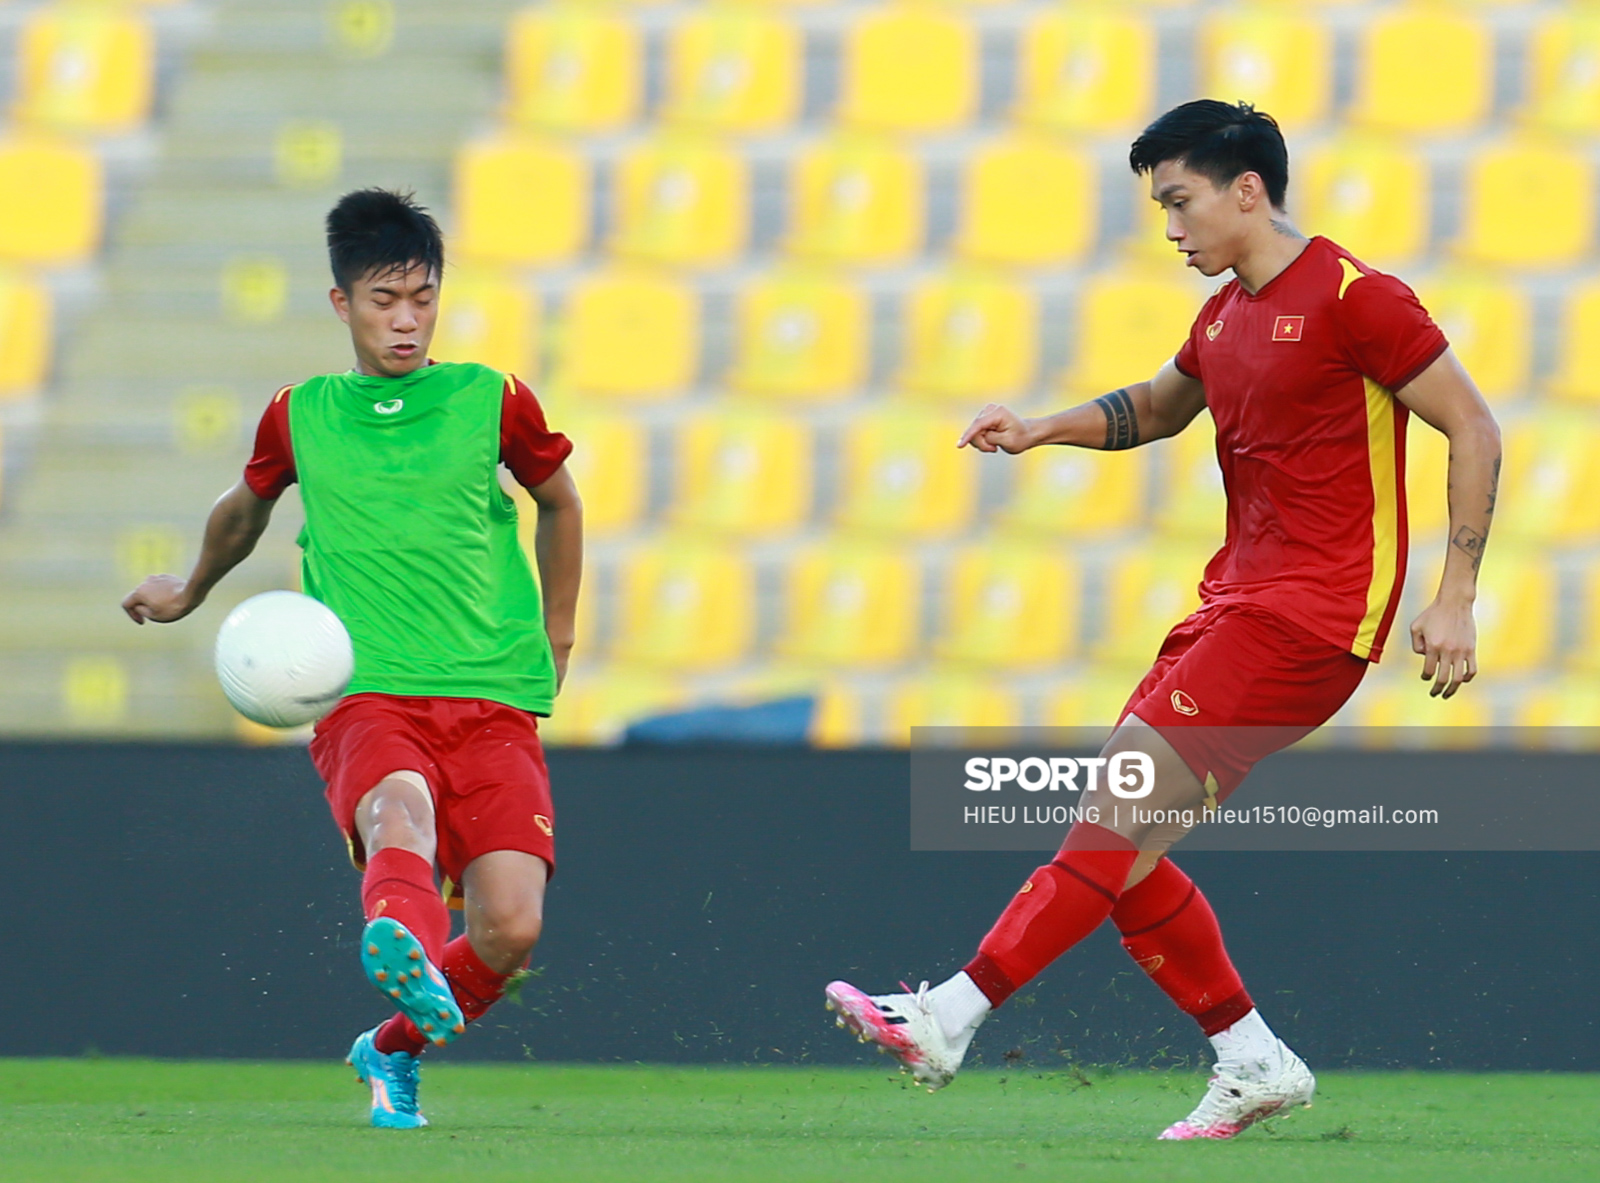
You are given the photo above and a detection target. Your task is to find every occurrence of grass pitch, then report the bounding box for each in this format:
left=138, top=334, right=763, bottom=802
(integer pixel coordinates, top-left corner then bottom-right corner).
left=1, top=1059, right=1595, bottom=1182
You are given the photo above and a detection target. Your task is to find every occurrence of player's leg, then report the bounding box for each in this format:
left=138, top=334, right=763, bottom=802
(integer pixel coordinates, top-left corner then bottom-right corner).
left=826, top=717, right=1205, bottom=1090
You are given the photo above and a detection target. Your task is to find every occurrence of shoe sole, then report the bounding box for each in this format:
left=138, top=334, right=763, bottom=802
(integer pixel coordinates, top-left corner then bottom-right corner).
left=359, top=918, right=465, bottom=1048
left=824, top=980, right=947, bottom=1090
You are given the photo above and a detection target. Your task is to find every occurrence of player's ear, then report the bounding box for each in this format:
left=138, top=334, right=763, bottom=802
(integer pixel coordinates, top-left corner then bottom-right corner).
left=1236, top=171, right=1265, bottom=213
left=329, top=285, right=351, bottom=324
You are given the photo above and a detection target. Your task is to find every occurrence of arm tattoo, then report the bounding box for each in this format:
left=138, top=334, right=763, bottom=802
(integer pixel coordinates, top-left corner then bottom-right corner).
left=1094, top=387, right=1139, bottom=450
left=1451, top=526, right=1487, bottom=572
left=1486, top=454, right=1500, bottom=518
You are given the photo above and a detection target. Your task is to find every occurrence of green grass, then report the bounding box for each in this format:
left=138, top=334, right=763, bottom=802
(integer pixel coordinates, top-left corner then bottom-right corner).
left=1, top=1059, right=1596, bottom=1182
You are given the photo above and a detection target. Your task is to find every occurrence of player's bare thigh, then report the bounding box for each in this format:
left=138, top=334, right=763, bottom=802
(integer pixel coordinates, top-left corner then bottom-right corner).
left=354, top=769, right=437, bottom=862
left=1080, top=715, right=1206, bottom=886
left=462, top=850, right=549, bottom=974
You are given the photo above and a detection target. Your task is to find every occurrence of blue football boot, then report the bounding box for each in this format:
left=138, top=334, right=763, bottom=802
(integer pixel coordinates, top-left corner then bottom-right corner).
left=359, top=917, right=464, bottom=1047
left=347, top=1026, right=427, bottom=1130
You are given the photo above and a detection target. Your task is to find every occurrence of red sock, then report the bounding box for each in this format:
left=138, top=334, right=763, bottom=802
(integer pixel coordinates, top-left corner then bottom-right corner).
left=963, top=823, right=1138, bottom=1007
left=1111, top=857, right=1253, bottom=1036
left=361, top=847, right=449, bottom=966
left=373, top=936, right=523, bottom=1056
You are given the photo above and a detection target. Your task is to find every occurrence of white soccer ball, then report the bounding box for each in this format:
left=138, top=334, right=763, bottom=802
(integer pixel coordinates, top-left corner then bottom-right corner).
left=214, top=590, right=354, bottom=727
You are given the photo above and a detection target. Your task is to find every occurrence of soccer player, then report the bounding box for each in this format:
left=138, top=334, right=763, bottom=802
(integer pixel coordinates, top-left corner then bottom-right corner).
left=825, top=102, right=1502, bottom=1139
left=121, top=190, right=582, bottom=1129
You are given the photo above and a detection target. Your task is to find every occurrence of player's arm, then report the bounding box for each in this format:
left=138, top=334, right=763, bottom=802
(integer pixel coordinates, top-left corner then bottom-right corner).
left=121, top=480, right=276, bottom=624
left=526, top=463, right=582, bottom=690
left=1393, top=347, right=1502, bottom=698
left=957, top=359, right=1207, bottom=454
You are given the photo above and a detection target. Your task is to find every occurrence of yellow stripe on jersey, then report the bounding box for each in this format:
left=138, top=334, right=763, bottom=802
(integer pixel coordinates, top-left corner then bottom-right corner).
left=1337, top=257, right=1365, bottom=299
left=1353, top=376, right=1402, bottom=659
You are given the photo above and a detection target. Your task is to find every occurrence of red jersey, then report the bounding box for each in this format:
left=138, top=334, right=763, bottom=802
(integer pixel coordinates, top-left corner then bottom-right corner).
left=1173, top=236, right=1449, bottom=662
left=243, top=369, right=571, bottom=500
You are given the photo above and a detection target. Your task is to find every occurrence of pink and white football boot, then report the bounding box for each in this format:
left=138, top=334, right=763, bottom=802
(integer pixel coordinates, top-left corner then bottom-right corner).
left=1158, top=1039, right=1316, bottom=1140
left=824, top=979, right=976, bottom=1092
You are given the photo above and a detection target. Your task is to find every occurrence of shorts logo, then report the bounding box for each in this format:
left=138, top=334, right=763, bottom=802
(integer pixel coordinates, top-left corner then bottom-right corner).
left=1205, top=319, right=1224, bottom=341
left=374, top=399, right=404, bottom=414
left=1272, top=315, right=1305, bottom=342
left=534, top=814, right=554, bottom=837
left=1171, top=689, right=1200, bottom=716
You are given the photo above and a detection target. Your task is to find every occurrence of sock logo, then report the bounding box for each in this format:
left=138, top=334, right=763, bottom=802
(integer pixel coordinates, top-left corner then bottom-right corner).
left=1019, top=880, right=1034, bottom=894
left=534, top=814, right=554, bottom=836
left=1135, top=954, right=1164, bottom=974
left=373, top=899, right=388, bottom=916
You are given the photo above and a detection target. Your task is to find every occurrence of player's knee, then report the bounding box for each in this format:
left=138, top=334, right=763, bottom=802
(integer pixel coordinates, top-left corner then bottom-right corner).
left=480, top=907, right=542, bottom=958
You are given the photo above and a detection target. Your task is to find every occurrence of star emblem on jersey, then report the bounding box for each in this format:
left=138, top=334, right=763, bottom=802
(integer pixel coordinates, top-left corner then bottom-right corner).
left=1205, top=320, right=1224, bottom=341
left=1272, top=316, right=1305, bottom=342
left=374, top=399, right=404, bottom=414
left=1171, top=689, right=1200, bottom=716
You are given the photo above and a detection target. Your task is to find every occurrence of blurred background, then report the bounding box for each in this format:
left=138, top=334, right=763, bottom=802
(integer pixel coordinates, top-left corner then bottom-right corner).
left=0, top=0, right=1595, bottom=744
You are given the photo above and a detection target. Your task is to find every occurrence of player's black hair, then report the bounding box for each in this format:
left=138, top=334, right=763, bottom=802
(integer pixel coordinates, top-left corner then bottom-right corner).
left=1129, top=100, right=1289, bottom=209
left=325, top=188, right=444, bottom=292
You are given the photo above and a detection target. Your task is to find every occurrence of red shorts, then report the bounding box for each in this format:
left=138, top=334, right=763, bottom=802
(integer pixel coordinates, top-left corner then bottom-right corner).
left=1117, top=602, right=1368, bottom=800
left=309, top=693, right=556, bottom=907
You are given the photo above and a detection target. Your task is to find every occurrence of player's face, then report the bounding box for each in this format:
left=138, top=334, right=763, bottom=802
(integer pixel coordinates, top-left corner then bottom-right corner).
left=1150, top=160, right=1251, bottom=278
left=330, top=264, right=439, bottom=378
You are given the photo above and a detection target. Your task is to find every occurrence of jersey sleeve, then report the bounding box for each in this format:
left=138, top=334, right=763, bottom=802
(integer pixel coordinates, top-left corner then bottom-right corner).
left=1338, top=272, right=1450, bottom=392
left=501, top=375, right=573, bottom=490
left=243, top=386, right=296, bottom=500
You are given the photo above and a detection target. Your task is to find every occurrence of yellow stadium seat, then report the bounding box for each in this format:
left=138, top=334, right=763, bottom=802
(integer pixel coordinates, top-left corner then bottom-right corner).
left=0, top=136, right=100, bottom=265
left=1522, top=12, right=1600, bottom=133
left=1455, top=138, right=1594, bottom=269
left=609, top=137, right=749, bottom=268
left=1412, top=273, right=1529, bottom=404
left=1042, top=666, right=1150, bottom=730
left=885, top=674, right=1022, bottom=742
left=838, top=5, right=976, bottom=132
left=611, top=541, right=756, bottom=669
left=1152, top=416, right=1227, bottom=544
left=953, top=135, right=1096, bottom=267
left=726, top=269, right=868, bottom=399
left=1061, top=268, right=1204, bottom=397
left=454, top=137, right=589, bottom=266
left=525, top=409, right=648, bottom=534
left=504, top=6, right=641, bottom=132
left=0, top=270, right=50, bottom=398
left=1200, top=9, right=1331, bottom=130
left=1351, top=7, right=1491, bottom=133
left=780, top=543, right=921, bottom=667
left=1093, top=546, right=1215, bottom=666
left=834, top=409, right=977, bottom=536
left=537, top=666, right=686, bottom=746
left=934, top=543, right=1081, bottom=667
left=1470, top=550, right=1557, bottom=675
left=430, top=271, right=540, bottom=379
left=1513, top=678, right=1600, bottom=731
left=669, top=409, right=812, bottom=535
left=1013, top=10, right=1155, bottom=133
left=1546, top=279, right=1600, bottom=404
left=662, top=9, right=800, bottom=131
left=15, top=5, right=153, bottom=132
left=1574, top=561, right=1600, bottom=672
left=556, top=270, right=699, bottom=400
left=1000, top=447, right=1146, bottom=537
left=1496, top=411, right=1600, bottom=545
left=896, top=270, right=1036, bottom=400
left=784, top=136, right=923, bottom=265
left=1405, top=418, right=1451, bottom=544
left=1347, top=675, right=1493, bottom=732
left=1299, top=137, right=1429, bottom=266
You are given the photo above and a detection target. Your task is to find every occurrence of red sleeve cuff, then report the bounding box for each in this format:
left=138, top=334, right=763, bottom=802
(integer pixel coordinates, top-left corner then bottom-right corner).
left=1388, top=336, right=1449, bottom=394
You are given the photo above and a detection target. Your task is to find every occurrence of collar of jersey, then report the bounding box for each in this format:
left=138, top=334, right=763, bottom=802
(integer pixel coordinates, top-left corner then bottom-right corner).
left=340, top=360, right=442, bottom=390
left=1238, top=236, right=1324, bottom=302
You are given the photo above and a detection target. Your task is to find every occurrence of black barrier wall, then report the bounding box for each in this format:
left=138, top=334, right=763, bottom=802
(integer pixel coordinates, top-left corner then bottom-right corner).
left=0, top=743, right=1595, bottom=1070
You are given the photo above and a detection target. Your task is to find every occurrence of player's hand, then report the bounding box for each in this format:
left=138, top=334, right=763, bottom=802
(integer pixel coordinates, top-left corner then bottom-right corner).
left=957, top=404, right=1034, bottom=454
left=122, top=574, right=199, bottom=625
left=1409, top=596, right=1477, bottom=698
